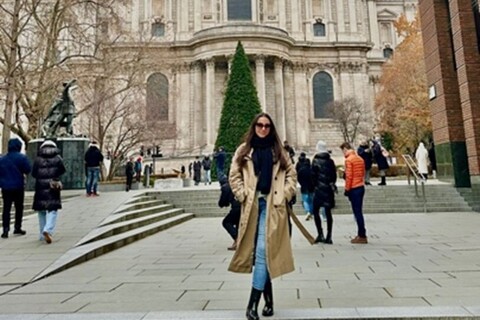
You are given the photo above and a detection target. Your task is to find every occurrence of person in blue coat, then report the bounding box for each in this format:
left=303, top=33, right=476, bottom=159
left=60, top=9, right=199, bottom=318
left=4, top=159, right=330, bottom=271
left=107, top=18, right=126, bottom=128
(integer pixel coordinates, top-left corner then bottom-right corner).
left=0, top=138, right=32, bottom=238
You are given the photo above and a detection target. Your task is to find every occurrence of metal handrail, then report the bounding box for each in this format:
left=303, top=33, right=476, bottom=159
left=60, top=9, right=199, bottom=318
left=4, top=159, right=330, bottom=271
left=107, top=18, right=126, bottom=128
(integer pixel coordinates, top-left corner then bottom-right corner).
left=402, top=154, right=427, bottom=213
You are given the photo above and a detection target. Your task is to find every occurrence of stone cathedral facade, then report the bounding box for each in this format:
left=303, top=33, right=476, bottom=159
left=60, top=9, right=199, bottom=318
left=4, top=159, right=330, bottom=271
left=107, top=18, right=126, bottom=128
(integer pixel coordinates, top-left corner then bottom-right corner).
left=114, top=0, right=417, bottom=155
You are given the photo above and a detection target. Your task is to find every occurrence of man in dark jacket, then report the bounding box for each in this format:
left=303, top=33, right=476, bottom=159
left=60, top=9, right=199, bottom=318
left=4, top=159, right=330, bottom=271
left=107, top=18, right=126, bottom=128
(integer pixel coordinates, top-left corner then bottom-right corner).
left=218, top=175, right=241, bottom=251
left=214, top=147, right=226, bottom=179
left=84, top=141, right=104, bottom=196
left=201, top=155, right=212, bottom=185
left=0, top=138, right=32, bottom=238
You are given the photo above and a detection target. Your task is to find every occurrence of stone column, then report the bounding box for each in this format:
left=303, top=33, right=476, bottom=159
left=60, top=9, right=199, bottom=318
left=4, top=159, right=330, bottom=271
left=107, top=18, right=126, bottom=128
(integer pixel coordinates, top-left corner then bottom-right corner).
left=336, top=0, right=345, bottom=34
left=132, top=0, right=139, bottom=32
left=274, top=58, right=286, bottom=140
left=283, top=62, right=296, bottom=144
left=176, top=63, right=191, bottom=150
left=177, top=0, right=189, bottom=39
left=290, top=0, right=301, bottom=38
left=278, top=0, right=286, bottom=29
left=192, top=61, right=203, bottom=148
left=293, top=62, right=310, bottom=147
left=255, top=55, right=266, bottom=111
left=205, top=58, right=215, bottom=147
left=193, top=0, right=201, bottom=31
left=305, top=0, right=313, bottom=40
left=366, top=0, right=380, bottom=54
left=349, top=0, right=357, bottom=33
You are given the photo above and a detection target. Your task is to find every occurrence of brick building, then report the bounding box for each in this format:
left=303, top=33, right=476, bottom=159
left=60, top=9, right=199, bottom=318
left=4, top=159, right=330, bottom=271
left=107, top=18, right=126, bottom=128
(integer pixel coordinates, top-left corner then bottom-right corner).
left=418, top=0, right=480, bottom=186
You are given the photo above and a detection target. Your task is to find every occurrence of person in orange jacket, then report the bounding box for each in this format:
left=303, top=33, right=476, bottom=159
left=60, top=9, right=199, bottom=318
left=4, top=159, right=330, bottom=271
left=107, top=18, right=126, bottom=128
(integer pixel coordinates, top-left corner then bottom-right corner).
left=340, top=142, right=368, bottom=244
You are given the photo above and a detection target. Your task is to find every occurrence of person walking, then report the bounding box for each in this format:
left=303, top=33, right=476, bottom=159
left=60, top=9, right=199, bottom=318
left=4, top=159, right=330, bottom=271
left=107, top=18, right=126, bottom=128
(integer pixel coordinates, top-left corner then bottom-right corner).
left=31, top=140, right=66, bottom=244
left=134, top=157, right=142, bottom=182
left=214, top=146, right=226, bottom=179
left=296, top=152, right=314, bottom=221
left=372, top=138, right=389, bottom=186
left=415, top=142, right=429, bottom=180
left=218, top=175, right=241, bottom=251
left=193, top=157, right=202, bottom=185
left=84, top=141, right=104, bottom=196
left=357, top=141, right=373, bottom=185
left=125, top=157, right=135, bottom=191
left=229, top=112, right=297, bottom=320
left=188, top=162, right=193, bottom=178
left=428, top=141, right=437, bottom=179
left=202, top=155, right=212, bottom=185
left=340, top=142, right=368, bottom=244
left=0, top=138, right=32, bottom=238
left=311, top=140, right=337, bottom=244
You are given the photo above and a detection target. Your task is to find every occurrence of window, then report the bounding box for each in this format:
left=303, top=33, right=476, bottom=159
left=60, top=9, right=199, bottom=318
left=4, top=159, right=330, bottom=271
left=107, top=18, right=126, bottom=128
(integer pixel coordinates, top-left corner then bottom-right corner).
left=227, top=0, right=252, bottom=20
left=473, top=0, right=480, bottom=52
left=383, top=47, right=394, bottom=59
left=313, top=72, right=334, bottom=118
left=147, top=73, right=169, bottom=121
left=151, top=22, right=165, bottom=37
left=313, top=22, right=326, bottom=37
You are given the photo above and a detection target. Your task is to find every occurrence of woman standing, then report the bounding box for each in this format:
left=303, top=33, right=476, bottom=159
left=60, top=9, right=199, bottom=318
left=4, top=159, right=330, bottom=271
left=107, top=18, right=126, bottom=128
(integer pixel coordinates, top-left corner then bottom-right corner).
left=229, top=113, right=297, bottom=320
left=415, top=142, right=429, bottom=180
left=311, top=140, right=337, bottom=244
left=31, top=140, right=66, bottom=244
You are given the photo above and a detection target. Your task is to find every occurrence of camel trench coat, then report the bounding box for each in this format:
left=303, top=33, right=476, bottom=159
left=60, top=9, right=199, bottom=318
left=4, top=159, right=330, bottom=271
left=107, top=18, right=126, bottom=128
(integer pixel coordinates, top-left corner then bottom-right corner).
left=228, top=144, right=297, bottom=279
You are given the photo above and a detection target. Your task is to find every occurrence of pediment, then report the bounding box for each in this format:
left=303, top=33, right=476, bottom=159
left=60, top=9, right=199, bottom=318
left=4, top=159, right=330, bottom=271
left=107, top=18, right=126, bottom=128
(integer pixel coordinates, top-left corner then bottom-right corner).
left=377, top=9, right=398, bottom=20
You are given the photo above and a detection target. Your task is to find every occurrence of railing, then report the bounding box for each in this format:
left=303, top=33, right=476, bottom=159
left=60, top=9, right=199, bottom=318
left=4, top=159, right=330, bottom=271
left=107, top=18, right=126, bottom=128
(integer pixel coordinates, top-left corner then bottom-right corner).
left=402, top=154, right=427, bottom=213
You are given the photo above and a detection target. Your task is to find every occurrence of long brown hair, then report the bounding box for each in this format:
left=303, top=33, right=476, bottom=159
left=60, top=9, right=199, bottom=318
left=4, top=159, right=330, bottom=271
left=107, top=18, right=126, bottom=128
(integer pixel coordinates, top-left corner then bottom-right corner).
left=236, top=112, right=289, bottom=169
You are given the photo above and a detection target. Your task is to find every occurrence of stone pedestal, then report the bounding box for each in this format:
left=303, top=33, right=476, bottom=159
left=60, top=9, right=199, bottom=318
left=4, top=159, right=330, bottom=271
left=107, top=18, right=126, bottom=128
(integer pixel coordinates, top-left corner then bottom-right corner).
left=27, top=137, right=90, bottom=190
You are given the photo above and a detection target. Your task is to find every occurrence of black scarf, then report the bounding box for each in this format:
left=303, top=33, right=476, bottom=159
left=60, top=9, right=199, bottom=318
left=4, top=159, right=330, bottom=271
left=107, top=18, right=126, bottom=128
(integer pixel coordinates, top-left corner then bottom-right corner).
left=251, top=134, right=274, bottom=194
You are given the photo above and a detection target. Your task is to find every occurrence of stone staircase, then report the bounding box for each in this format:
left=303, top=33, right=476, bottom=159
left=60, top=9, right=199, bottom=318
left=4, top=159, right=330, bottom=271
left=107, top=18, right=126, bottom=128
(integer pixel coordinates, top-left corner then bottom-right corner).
left=29, top=193, right=194, bottom=280
left=152, top=184, right=475, bottom=217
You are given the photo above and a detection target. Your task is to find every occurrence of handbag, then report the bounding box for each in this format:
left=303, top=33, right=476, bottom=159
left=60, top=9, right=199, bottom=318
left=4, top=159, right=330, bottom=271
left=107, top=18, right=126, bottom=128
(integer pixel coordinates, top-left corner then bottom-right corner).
left=49, top=179, right=63, bottom=190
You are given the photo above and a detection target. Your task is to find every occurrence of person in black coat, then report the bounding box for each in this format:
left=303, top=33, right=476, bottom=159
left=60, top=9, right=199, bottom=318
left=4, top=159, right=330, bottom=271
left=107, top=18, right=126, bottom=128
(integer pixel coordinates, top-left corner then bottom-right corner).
left=218, top=175, right=241, bottom=251
left=371, top=139, right=389, bottom=186
left=193, top=157, right=202, bottom=185
left=295, top=152, right=315, bottom=220
left=311, top=140, right=337, bottom=244
left=125, top=157, right=135, bottom=192
left=357, top=141, right=373, bottom=185
left=31, top=140, right=66, bottom=244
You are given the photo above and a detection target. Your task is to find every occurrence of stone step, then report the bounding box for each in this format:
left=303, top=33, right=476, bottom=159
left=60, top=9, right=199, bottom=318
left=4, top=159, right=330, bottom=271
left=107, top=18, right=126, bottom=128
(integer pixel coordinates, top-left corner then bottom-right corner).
left=34, top=212, right=194, bottom=281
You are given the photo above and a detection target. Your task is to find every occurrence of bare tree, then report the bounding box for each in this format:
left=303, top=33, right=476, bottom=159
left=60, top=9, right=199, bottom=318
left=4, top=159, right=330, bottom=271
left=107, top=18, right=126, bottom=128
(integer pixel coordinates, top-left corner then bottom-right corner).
left=0, top=0, right=130, bottom=147
left=326, top=97, right=372, bottom=145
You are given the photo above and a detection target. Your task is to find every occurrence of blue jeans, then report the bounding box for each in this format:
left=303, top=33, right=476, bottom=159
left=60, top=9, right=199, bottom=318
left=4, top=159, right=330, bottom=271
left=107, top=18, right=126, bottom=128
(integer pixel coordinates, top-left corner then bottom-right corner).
left=86, top=167, right=100, bottom=194
left=301, top=192, right=313, bottom=214
left=204, top=169, right=211, bottom=184
left=252, top=197, right=268, bottom=291
left=38, top=210, right=58, bottom=238
left=348, top=186, right=366, bottom=237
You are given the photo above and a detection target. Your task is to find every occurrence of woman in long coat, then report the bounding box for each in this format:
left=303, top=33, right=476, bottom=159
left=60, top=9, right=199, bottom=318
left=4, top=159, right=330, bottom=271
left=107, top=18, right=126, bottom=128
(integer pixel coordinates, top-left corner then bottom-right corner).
left=229, top=112, right=297, bottom=320
left=31, top=140, right=66, bottom=244
left=415, top=142, right=429, bottom=180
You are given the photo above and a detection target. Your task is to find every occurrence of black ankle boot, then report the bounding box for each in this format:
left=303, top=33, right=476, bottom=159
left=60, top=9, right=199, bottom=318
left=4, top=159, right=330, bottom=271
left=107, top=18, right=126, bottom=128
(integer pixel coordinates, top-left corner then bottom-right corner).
left=378, top=176, right=386, bottom=185
left=262, top=279, right=274, bottom=317
left=246, top=287, right=262, bottom=320
left=314, top=232, right=325, bottom=243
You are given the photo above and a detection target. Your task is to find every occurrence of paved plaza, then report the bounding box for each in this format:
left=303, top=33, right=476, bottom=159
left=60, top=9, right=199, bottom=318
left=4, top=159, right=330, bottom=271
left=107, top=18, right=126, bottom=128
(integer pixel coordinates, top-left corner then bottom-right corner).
left=0, top=184, right=480, bottom=319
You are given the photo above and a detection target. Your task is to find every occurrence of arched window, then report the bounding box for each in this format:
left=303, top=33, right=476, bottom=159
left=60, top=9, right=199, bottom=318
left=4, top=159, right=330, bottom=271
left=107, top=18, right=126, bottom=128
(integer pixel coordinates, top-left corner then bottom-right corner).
left=313, top=22, right=326, bottom=37
left=227, top=0, right=252, bottom=20
left=383, top=47, right=394, bottom=59
left=147, top=73, right=169, bottom=121
left=313, top=72, right=334, bottom=118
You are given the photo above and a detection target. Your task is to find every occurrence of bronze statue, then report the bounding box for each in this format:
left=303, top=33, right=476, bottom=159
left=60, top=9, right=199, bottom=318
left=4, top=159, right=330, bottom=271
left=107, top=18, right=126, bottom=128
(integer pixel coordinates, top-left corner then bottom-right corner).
left=41, top=79, right=77, bottom=138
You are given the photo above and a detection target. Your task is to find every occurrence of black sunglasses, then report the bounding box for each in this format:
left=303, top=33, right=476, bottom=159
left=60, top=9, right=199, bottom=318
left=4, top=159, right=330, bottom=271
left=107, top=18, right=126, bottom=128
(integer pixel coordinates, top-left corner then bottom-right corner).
left=255, top=123, right=271, bottom=129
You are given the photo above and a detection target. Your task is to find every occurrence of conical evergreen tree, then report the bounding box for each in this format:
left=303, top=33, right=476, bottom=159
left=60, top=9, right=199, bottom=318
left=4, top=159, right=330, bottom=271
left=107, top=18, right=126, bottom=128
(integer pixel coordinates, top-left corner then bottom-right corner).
left=214, top=41, right=262, bottom=177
